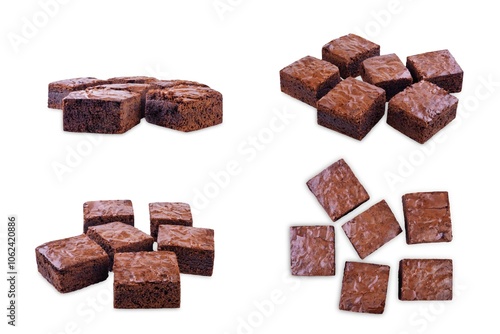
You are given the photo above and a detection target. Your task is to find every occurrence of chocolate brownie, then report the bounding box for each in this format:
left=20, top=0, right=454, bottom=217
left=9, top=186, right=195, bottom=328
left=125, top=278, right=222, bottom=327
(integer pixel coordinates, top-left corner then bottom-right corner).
left=157, top=225, right=214, bottom=276
left=290, top=225, right=335, bottom=276
left=107, top=76, right=158, bottom=84
left=150, top=80, right=208, bottom=90
left=322, top=34, right=380, bottom=78
left=63, top=89, right=141, bottom=134
left=145, top=84, right=223, bottom=132
left=307, top=159, right=369, bottom=222
left=387, top=81, right=458, bottom=144
left=149, top=202, right=193, bottom=241
left=339, top=261, right=390, bottom=314
left=35, top=234, right=109, bottom=293
left=406, top=50, right=463, bottom=92
left=402, top=192, right=452, bottom=244
left=399, top=259, right=453, bottom=301
left=361, top=53, right=413, bottom=99
left=48, top=77, right=109, bottom=109
left=113, top=251, right=181, bottom=308
left=279, top=55, right=341, bottom=107
left=317, top=77, right=386, bottom=140
left=342, top=200, right=402, bottom=259
left=91, top=83, right=151, bottom=118
left=83, top=200, right=134, bottom=233
left=86, top=222, right=154, bottom=270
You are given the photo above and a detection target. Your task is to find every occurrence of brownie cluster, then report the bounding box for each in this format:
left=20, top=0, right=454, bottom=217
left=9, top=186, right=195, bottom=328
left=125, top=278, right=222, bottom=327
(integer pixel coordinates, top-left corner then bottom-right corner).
left=48, top=76, right=223, bottom=133
left=35, top=200, right=214, bottom=309
left=280, top=34, right=463, bottom=143
left=290, top=158, right=453, bottom=314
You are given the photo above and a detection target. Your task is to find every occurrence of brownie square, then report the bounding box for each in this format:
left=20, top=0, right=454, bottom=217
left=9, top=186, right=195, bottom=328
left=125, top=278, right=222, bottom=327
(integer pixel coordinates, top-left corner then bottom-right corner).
left=83, top=200, right=134, bottom=233
left=361, top=53, right=413, bottom=100
left=63, top=88, right=141, bottom=134
left=322, top=34, right=380, bottom=78
left=307, top=158, right=370, bottom=222
left=48, top=77, right=109, bottom=109
left=339, top=261, right=390, bottom=314
left=399, top=259, right=453, bottom=301
left=157, top=225, right=214, bottom=276
left=113, top=251, right=181, bottom=308
left=402, top=192, right=452, bottom=244
left=150, top=80, right=208, bottom=90
left=91, top=83, right=151, bottom=118
left=342, top=200, right=402, bottom=259
left=406, top=50, right=463, bottom=93
left=35, top=234, right=109, bottom=293
left=317, top=77, right=386, bottom=140
left=149, top=202, right=193, bottom=241
left=387, top=81, right=458, bottom=144
left=279, top=55, right=341, bottom=107
left=107, top=76, right=158, bottom=84
left=290, top=225, right=335, bottom=276
left=87, top=222, right=154, bottom=270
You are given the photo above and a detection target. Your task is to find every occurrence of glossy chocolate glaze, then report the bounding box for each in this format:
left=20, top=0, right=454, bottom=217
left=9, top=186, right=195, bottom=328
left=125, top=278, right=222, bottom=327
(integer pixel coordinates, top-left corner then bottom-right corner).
left=307, top=159, right=369, bottom=221
left=323, top=34, right=379, bottom=62
left=113, top=251, right=180, bottom=284
left=290, top=225, right=335, bottom=276
left=84, top=200, right=134, bottom=220
left=399, top=259, right=453, bottom=301
left=49, top=77, right=109, bottom=91
left=342, top=200, right=402, bottom=259
left=65, top=88, right=139, bottom=102
left=157, top=225, right=214, bottom=251
left=339, top=261, right=390, bottom=314
left=280, top=56, right=340, bottom=91
left=149, top=202, right=192, bottom=223
left=87, top=222, right=153, bottom=250
left=362, top=53, right=412, bottom=83
left=407, top=50, right=462, bottom=78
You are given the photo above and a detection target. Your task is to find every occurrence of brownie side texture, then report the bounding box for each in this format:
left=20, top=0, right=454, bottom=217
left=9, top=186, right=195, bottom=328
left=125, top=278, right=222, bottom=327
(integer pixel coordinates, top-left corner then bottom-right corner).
left=149, top=202, right=193, bottom=241
left=317, top=77, right=386, bottom=140
left=63, top=89, right=141, bottom=134
left=306, top=158, right=369, bottom=222
left=322, top=34, right=380, bottom=78
left=290, top=225, right=335, bottom=276
left=399, top=259, right=453, bottom=301
left=86, top=222, right=154, bottom=270
left=35, top=234, right=109, bottom=293
left=48, top=77, right=109, bottom=109
left=157, top=225, right=214, bottom=276
left=387, top=81, right=458, bottom=144
left=113, top=251, right=181, bottom=308
left=280, top=55, right=341, bottom=107
left=83, top=200, right=134, bottom=233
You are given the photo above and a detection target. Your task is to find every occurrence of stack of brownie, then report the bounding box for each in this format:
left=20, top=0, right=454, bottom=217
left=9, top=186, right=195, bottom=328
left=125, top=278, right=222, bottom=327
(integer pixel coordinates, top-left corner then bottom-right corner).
left=280, top=34, right=463, bottom=143
left=290, top=158, right=453, bottom=314
left=35, top=200, right=215, bottom=309
left=48, top=76, right=223, bottom=133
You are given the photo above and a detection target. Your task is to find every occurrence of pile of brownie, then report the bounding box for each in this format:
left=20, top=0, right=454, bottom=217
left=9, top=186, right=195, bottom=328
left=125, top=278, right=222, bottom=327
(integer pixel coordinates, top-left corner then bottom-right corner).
left=290, top=158, right=453, bottom=314
left=280, top=34, right=463, bottom=143
left=35, top=200, right=214, bottom=309
left=48, top=76, right=223, bottom=133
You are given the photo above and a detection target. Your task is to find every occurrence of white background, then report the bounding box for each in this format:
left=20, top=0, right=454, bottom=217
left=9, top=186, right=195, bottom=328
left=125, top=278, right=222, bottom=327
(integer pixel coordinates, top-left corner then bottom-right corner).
left=1, top=0, right=499, bottom=333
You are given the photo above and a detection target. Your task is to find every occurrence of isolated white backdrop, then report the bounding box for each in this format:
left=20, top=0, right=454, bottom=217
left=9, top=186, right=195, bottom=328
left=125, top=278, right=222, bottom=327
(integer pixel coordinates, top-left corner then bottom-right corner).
left=1, top=0, right=499, bottom=333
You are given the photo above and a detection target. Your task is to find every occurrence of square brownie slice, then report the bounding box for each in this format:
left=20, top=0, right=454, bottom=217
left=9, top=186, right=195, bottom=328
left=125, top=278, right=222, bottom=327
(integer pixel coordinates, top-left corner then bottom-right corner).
left=402, top=191, right=452, bottom=244
left=149, top=202, right=193, bottom=241
left=48, top=77, right=109, bottom=109
left=91, top=83, right=151, bottom=118
left=361, top=53, right=413, bottom=100
left=339, top=261, right=390, bottom=314
left=387, top=81, right=458, bottom=144
left=107, top=76, right=158, bottom=84
left=342, top=200, right=402, bottom=259
left=145, top=84, right=223, bottom=132
left=83, top=200, right=134, bottom=233
left=322, top=34, right=380, bottom=78
left=63, top=88, right=141, bottom=134
left=307, top=159, right=369, bottom=222
left=317, top=77, right=386, bottom=140
left=290, top=225, right=335, bottom=276
left=399, top=259, right=453, bottom=301
left=280, top=55, right=341, bottom=107
left=35, top=234, right=109, bottom=293
left=113, top=251, right=181, bottom=308
left=87, top=222, right=154, bottom=270
left=406, top=50, right=463, bottom=93
left=157, top=225, right=214, bottom=276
